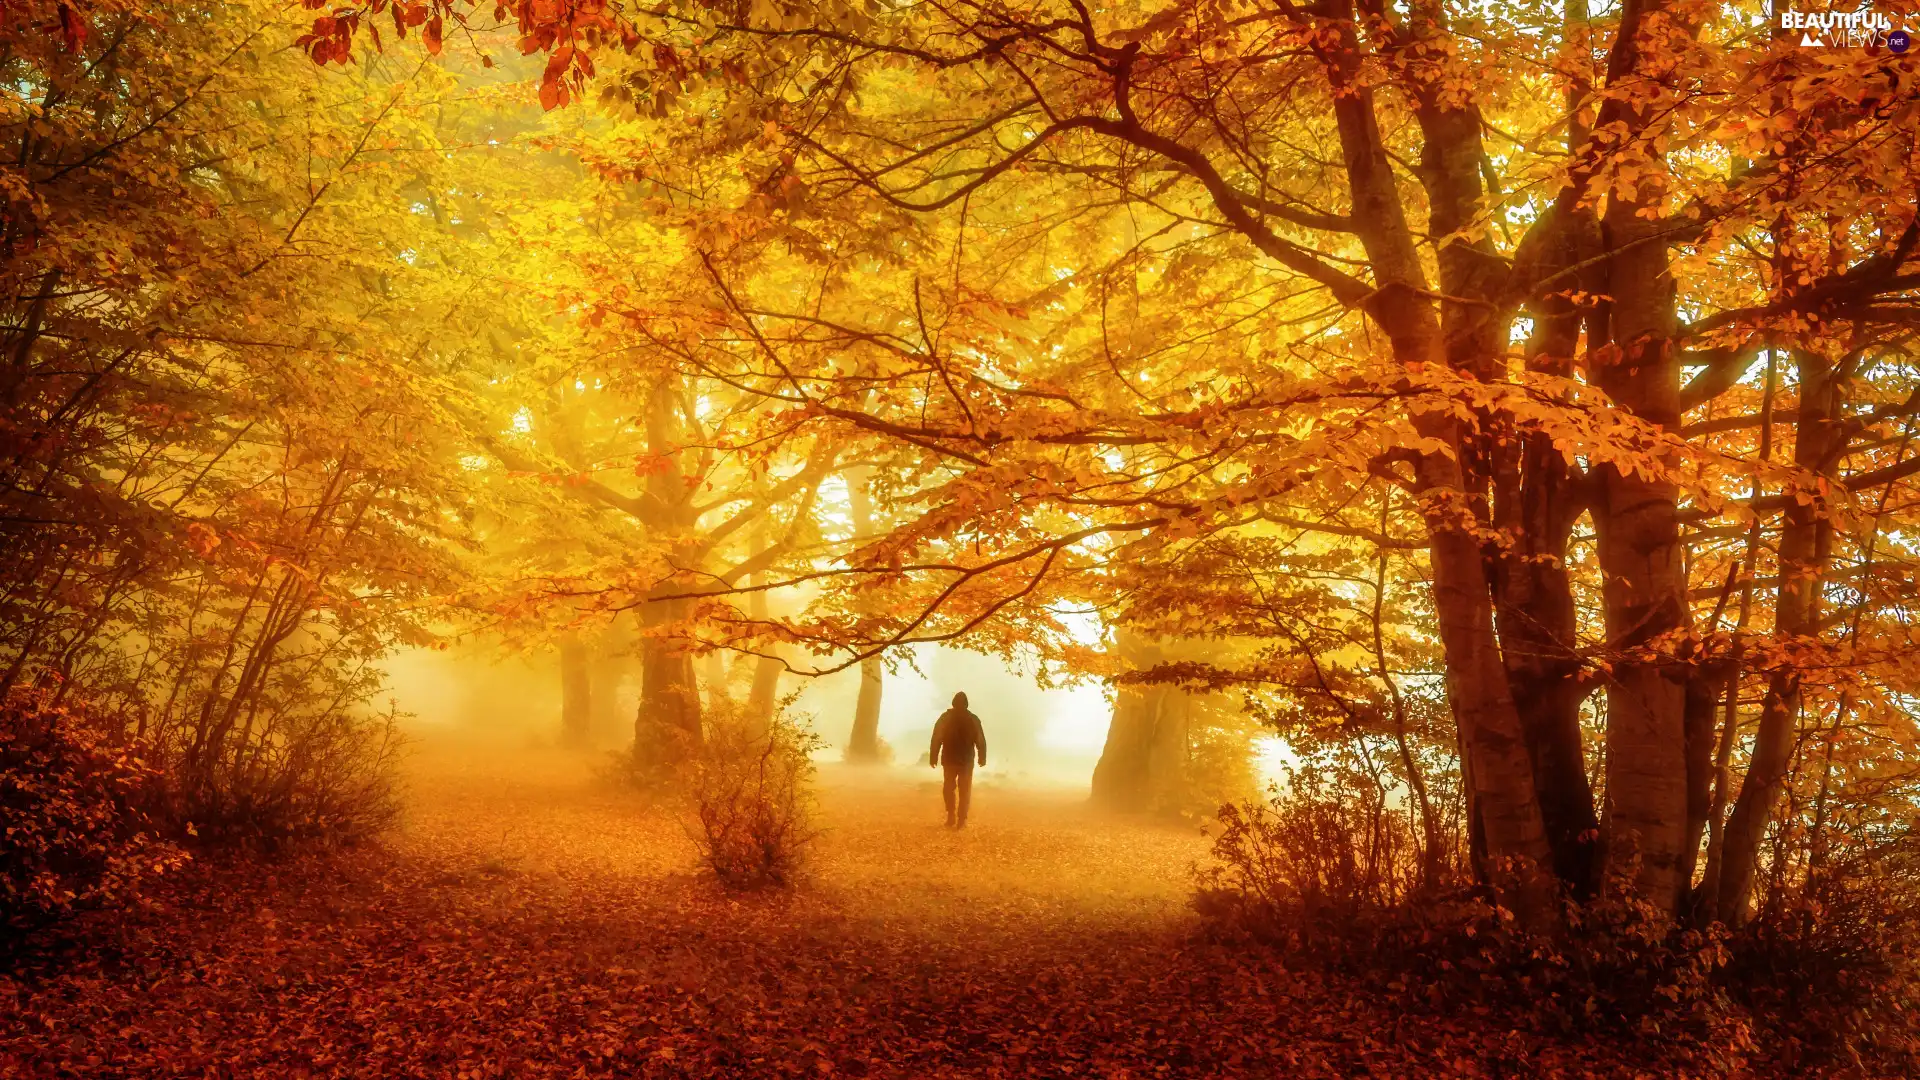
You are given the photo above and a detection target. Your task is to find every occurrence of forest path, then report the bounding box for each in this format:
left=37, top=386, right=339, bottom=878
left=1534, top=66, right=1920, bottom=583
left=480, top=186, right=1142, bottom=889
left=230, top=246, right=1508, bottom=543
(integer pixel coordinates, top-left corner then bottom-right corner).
left=400, top=738, right=1207, bottom=933
left=4, top=737, right=1664, bottom=1078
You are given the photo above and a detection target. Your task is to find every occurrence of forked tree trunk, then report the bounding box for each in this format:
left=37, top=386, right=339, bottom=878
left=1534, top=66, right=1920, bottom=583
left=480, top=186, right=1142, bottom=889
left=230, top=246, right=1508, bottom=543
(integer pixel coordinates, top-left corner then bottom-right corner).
left=1422, top=64, right=1602, bottom=897
left=1490, top=475, right=1600, bottom=897
left=1492, top=0, right=1699, bottom=916
left=1414, top=460, right=1558, bottom=902
left=1589, top=234, right=1692, bottom=914
left=1316, top=37, right=1556, bottom=917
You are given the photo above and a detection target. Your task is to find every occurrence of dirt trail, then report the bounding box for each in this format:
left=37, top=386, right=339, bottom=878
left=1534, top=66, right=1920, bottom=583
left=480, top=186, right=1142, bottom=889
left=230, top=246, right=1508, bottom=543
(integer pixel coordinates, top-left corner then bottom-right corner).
left=3, top=737, right=1674, bottom=1078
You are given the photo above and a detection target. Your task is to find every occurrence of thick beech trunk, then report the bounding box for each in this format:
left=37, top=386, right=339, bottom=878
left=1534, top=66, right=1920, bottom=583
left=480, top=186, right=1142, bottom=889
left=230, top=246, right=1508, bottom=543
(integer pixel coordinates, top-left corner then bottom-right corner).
left=1414, top=462, right=1558, bottom=896
left=1091, top=684, right=1154, bottom=810
left=1590, top=204, right=1692, bottom=913
left=1543, top=0, right=1700, bottom=916
left=1091, top=632, right=1188, bottom=810
left=1490, top=466, right=1599, bottom=896
left=1508, top=216, right=1606, bottom=864
left=1091, top=684, right=1187, bottom=811
left=635, top=608, right=702, bottom=769
left=1318, top=21, right=1555, bottom=915
left=632, top=378, right=703, bottom=770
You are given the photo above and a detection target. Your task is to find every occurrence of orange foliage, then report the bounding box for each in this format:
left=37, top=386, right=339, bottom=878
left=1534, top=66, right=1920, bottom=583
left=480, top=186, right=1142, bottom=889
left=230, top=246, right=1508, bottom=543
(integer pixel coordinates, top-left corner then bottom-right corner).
left=0, top=691, right=183, bottom=932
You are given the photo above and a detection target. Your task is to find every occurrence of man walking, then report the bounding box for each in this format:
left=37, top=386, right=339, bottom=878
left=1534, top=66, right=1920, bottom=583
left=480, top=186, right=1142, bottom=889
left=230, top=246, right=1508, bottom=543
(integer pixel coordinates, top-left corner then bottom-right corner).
left=930, top=691, right=987, bottom=828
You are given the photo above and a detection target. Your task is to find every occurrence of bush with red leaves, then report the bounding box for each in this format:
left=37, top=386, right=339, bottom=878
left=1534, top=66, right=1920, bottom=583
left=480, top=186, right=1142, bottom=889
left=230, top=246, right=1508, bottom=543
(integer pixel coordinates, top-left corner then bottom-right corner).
left=1, top=690, right=185, bottom=932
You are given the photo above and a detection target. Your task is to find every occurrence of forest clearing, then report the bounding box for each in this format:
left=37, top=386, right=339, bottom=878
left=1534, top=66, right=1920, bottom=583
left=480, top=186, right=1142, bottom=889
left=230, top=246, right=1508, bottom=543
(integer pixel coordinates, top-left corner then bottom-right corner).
left=5, top=739, right=1725, bottom=1079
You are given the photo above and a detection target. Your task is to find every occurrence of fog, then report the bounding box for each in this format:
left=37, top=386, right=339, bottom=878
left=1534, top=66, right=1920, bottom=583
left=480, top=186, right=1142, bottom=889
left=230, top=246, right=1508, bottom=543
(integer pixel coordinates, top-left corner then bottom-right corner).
left=382, top=642, right=1121, bottom=788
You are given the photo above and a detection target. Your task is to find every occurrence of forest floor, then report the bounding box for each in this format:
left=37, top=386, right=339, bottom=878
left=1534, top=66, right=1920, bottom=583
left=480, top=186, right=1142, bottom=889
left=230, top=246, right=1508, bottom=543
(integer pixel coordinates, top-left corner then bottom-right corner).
left=4, top=736, right=1735, bottom=1078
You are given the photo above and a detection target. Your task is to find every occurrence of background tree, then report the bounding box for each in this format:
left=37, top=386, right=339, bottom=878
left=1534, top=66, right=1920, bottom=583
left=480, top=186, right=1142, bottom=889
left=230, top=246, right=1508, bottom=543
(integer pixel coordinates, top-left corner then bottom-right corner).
left=0, top=0, right=554, bottom=837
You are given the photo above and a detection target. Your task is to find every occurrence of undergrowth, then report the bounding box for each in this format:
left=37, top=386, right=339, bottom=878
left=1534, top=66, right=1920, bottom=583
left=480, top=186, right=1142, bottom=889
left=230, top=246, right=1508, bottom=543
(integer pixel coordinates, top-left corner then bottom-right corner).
left=1, top=690, right=185, bottom=933
left=681, top=705, right=821, bottom=891
left=1196, top=783, right=1920, bottom=1075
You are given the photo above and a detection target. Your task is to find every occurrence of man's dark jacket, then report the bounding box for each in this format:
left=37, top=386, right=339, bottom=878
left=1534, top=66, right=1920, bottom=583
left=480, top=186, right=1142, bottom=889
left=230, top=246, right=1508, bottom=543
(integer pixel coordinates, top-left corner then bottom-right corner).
left=930, top=708, right=986, bottom=768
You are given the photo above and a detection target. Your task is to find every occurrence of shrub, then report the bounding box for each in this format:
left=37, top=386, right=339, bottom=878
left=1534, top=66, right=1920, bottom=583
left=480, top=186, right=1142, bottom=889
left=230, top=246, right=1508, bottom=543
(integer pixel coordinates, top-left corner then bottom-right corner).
left=1725, top=849, right=1920, bottom=1071
left=683, top=706, right=821, bottom=890
left=153, top=700, right=406, bottom=850
left=1195, top=786, right=1740, bottom=1048
left=1193, top=768, right=1430, bottom=946
left=1, top=691, right=186, bottom=932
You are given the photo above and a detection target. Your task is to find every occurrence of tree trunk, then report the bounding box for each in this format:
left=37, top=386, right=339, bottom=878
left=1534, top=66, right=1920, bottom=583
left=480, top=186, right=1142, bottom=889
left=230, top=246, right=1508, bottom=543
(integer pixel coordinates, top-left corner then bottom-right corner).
left=744, top=560, right=781, bottom=734
left=1317, top=25, right=1556, bottom=917
left=559, top=636, right=592, bottom=747
left=703, top=648, right=728, bottom=709
left=746, top=653, right=781, bottom=732
left=1571, top=0, right=1697, bottom=914
left=1091, top=631, right=1187, bottom=811
left=847, top=656, right=884, bottom=762
left=1092, top=683, right=1157, bottom=811
left=1404, top=0, right=1620, bottom=904
left=1373, top=526, right=1445, bottom=885
left=590, top=647, right=622, bottom=744
left=1490, top=496, right=1600, bottom=897
left=1679, top=667, right=1719, bottom=891
left=1590, top=217, right=1692, bottom=912
left=1092, top=683, right=1185, bottom=811
left=1416, top=462, right=1558, bottom=901
left=635, top=608, right=702, bottom=771
left=843, top=465, right=887, bottom=761
left=1714, top=350, right=1844, bottom=922
left=632, top=377, right=703, bottom=771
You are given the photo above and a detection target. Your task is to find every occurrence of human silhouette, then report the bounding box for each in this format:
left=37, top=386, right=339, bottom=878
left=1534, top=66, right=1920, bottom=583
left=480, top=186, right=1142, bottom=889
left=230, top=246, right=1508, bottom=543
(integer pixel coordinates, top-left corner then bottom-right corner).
left=929, top=691, right=987, bottom=828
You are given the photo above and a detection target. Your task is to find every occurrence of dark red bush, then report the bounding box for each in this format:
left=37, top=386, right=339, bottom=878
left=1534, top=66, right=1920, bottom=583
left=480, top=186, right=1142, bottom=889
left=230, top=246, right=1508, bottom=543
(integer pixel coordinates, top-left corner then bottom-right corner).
left=1, top=690, right=186, bottom=931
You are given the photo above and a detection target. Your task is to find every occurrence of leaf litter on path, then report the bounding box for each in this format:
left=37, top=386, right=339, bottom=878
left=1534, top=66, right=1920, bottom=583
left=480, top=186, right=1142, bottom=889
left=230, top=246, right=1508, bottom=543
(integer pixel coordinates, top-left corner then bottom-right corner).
left=2, top=740, right=1706, bottom=1078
